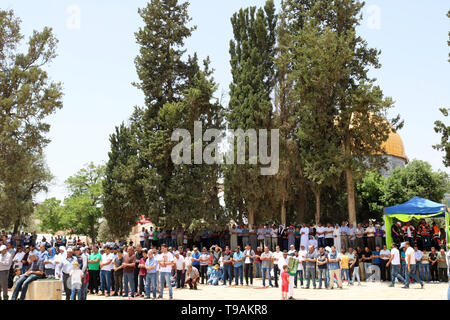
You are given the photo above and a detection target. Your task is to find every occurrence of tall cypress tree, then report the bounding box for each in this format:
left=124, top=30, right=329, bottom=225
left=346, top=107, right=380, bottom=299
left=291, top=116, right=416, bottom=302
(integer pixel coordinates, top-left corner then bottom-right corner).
left=225, top=0, right=277, bottom=225
left=103, top=124, right=144, bottom=240
left=131, top=0, right=201, bottom=226
left=105, top=0, right=224, bottom=232
left=312, top=0, right=402, bottom=224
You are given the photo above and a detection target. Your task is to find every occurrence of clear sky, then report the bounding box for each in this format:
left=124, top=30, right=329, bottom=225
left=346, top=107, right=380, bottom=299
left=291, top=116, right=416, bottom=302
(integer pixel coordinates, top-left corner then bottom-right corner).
left=2, top=0, right=449, bottom=202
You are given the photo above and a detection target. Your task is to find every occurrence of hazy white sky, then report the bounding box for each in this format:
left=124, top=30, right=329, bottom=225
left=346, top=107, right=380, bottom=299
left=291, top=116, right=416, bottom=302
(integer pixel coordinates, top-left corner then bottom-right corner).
left=3, top=0, right=449, bottom=202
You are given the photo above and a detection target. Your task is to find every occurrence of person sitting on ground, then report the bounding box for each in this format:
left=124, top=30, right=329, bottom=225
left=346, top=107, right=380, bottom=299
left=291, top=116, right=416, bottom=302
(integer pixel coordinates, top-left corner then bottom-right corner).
left=185, top=264, right=200, bottom=290
left=207, top=264, right=221, bottom=286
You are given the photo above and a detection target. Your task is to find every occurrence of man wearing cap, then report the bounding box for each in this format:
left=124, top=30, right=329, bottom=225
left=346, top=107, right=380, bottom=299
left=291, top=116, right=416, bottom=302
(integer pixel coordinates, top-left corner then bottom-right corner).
left=11, top=251, right=44, bottom=300
left=0, top=245, right=12, bottom=300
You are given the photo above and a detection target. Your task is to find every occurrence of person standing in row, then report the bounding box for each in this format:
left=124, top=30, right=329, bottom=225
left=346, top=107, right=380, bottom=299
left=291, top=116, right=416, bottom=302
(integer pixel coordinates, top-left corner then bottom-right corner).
left=113, top=249, right=124, bottom=296
left=59, top=248, right=77, bottom=300
left=157, top=244, right=174, bottom=299
left=87, top=246, right=101, bottom=295
left=144, top=250, right=158, bottom=299
left=0, top=245, right=12, bottom=300
left=122, top=246, right=136, bottom=298
left=232, top=246, right=244, bottom=286
left=387, top=243, right=406, bottom=287
left=402, top=241, right=424, bottom=289
left=243, top=244, right=255, bottom=286
left=99, top=246, right=114, bottom=296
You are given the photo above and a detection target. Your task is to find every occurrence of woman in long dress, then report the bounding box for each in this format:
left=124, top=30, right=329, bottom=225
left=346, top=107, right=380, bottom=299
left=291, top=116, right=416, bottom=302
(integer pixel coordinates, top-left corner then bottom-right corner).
left=333, top=224, right=341, bottom=252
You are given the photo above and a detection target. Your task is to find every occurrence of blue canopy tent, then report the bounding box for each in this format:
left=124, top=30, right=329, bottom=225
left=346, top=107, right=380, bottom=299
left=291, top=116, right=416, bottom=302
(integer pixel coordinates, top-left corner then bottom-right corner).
left=383, top=196, right=449, bottom=248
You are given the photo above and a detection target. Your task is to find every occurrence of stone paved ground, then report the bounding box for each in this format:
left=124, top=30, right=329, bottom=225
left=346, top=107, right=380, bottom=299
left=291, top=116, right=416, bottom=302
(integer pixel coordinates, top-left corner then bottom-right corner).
left=82, top=279, right=449, bottom=300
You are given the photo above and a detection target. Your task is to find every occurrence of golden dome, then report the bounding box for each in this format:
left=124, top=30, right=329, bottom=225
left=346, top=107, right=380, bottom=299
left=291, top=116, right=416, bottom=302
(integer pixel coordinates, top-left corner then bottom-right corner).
left=382, top=131, right=407, bottom=161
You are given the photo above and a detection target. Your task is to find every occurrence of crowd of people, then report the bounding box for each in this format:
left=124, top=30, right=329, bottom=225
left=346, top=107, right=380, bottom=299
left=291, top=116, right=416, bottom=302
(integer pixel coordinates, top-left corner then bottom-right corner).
left=0, top=219, right=449, bottom=300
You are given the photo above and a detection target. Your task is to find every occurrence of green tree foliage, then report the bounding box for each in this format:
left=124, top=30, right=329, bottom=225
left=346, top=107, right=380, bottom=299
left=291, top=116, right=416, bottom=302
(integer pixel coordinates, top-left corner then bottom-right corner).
left=0, top=10, right=62, bottom=231
left=286, top=0, right=345, bottom=224
left=103, top=124, right=143, bottom=240
left=38, top=163, right=105, bottom=241
left=432, top=11, right=450, bottom=167
left=158, top=69, right=225, bottom=229
left=382, top=160, right=449, bottom=207
left=104, top=0, right=225, bottom=234
left=433, top=108, right=450, bottom=167
left=273, top=0, right=312, bottom=225
left=224, top=0, right=277, bottom=225
left=36, top=198, right=64, bottom=234
left=357, top=160, right=450, bottom=221
left=295, top=0, right=401, bottom=224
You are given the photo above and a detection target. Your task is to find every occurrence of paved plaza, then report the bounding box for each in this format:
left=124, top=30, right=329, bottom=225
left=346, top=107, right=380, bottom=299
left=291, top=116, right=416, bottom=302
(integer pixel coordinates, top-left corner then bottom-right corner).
left=81, top=279, right=449, bottom=301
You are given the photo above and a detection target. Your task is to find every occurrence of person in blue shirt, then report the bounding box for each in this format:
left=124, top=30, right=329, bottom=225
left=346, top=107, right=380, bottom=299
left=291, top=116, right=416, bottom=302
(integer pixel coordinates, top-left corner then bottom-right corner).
left=191, top=247, right=201, bottom=269
left=328, top=246, right=343, bottom=289
left=232, top=247, right=244, bottom=285
left=372, top=246, right=381, bottom=281
left=144, top=250, right=157, bottom=299
left=207, top=264, right=220, bottom=285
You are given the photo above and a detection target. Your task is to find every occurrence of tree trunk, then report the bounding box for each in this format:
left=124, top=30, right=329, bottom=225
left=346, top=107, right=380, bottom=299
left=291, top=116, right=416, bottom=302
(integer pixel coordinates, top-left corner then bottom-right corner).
left=13, top=217, right=21, bottom=235
left=296, top=184, right=306, bottom=224
left=281, top=197, right=286, bottom=226
left=248, top=207, right=255, bottom=226
left=314, top=190, right=321, bottom=225
left=345, top=168, right=357, bottom=225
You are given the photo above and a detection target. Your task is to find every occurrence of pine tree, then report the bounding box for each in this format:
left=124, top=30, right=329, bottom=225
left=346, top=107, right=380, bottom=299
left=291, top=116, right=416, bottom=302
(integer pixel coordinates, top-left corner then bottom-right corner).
left=312, top=0, right=402, bottom=224
left=103, top=124, right=144, bottom=239
left=224, top=0, right=277, bottom=225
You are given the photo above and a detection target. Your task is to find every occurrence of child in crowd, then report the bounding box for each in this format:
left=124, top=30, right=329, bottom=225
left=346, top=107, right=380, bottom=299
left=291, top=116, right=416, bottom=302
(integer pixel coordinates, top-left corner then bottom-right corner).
left=207, top=264, right=220, bottom=285
left=12, top=268, right=21, bottom=287
left=281, top=265, right=289, bottom=300
left=69, top=261, right=84, bottom=300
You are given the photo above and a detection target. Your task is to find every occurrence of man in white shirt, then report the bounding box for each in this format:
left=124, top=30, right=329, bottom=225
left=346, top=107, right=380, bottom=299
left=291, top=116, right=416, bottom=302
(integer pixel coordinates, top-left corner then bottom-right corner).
left=402, top=242, right=424, bottom=289
left=173, top=251, right=185, bottom=289
left=365, top=222, right=376, bottom=251
left=379, top=245, right=390, bottom=282
left=387, top=243, right=405, bottom=287
left=263, top=225, right=271, bottom=250
left=257, top=224, right=265, bottom=249
left=0, top=245, right=12, bottom=300
left=414, top=245, right=423, bottom=281
left=59, top=248, right=77, bottom=300
left=316, top=223, right=325, bottom=248
left=12, top=246, right=25, bottom=270
left=100, top=246, right=114, bottom=296
left=271, top=225, right=278, bottom=251
left=324, top=223, right=334, bottom=247
left=157, top=244, right=174, bottom=299
left=272, top=246, right=283, bottom=288
left=348, top=223, right=356, bottom=249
